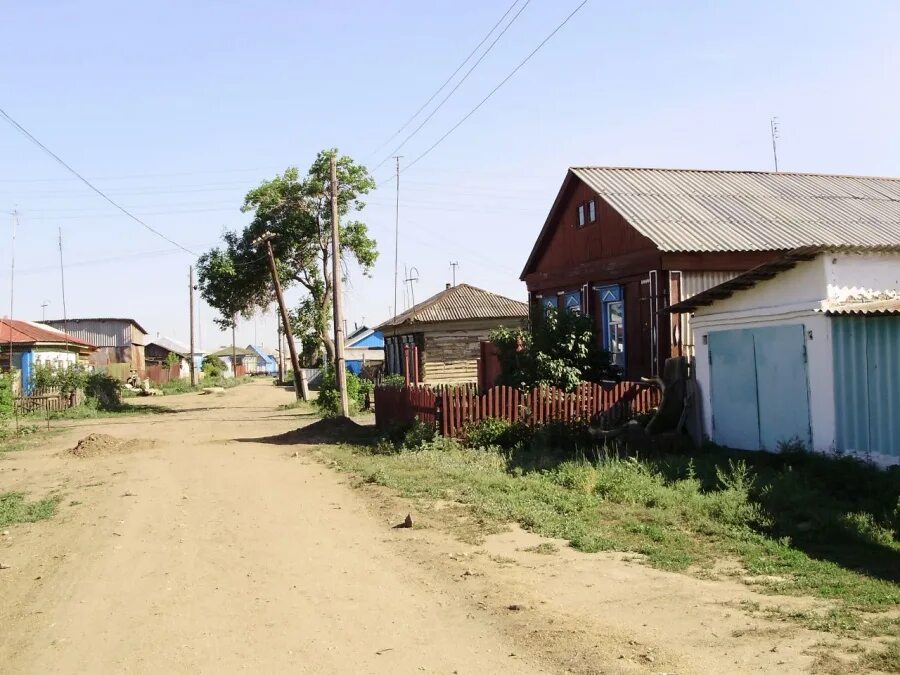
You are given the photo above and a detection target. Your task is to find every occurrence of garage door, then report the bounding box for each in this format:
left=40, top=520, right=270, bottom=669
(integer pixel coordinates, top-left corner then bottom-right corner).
left=709, top=324, right=811, bottom=451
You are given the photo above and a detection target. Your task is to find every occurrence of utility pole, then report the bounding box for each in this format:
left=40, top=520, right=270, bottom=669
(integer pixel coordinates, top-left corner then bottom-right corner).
left=450, top=261, right=459, bottom=286
left=770, top=117, right=780, bottom=172
left=252, top=231, right=304, bottom=400
left=331, top=154, right=350, bottom=417
left=8, top=211, right=17, bottom=375
left=392, top=155, right=402, bottom=317
left=188, top=266, right=197, bottom=386
left=231, top=318, right=237, bottom=378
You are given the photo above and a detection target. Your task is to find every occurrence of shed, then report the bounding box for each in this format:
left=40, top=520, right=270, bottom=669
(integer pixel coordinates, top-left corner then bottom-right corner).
left=522, top=167, right=900, bottom=379
left=146, top=335, right=191, bottom=370
left=41, top=317, right=148, bottom=372
left=246, top=345, right=278, bottom=375
left=669, top=249, right=900, bottom=467
left=376, top=283, right=528, bottom=385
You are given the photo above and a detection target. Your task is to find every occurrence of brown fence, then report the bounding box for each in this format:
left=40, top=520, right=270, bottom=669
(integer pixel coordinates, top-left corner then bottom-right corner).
left=14, top=388, right=80, bottom=415
left=146, top=364, right=182, bottom=386
left=374, top=385, right=438, bottom=428
left=374, top=381, right=660, bottom=438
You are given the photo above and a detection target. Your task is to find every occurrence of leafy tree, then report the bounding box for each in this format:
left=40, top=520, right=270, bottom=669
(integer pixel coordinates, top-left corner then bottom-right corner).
left=315, top=366, right=365, bottom=417
left=491, top=307, right=612, bottom=392
left=196, top=149, right=377, bottom=362
left=165, top=352, right=181, bottom=369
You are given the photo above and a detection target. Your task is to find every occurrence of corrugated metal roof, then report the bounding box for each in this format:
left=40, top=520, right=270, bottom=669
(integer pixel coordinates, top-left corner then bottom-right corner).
left=819, top=298, right=900, bottom=316
left=0, top=319, right=96, bottom=349
left=42, top=317, right=148, bottom=335
left=376, top=284, right=528, bottom=330
left=667, top=249, right=820, bottom=313
left=569, top=167, right=900, bottom=253
left=147, top=336, right=190, bottom=357
left=206, top=346, right=257, bottom=359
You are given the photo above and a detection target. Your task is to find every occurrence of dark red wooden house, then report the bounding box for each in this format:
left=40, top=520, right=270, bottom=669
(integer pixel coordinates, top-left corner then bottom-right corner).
left=521, top=167, right=896, bottom=379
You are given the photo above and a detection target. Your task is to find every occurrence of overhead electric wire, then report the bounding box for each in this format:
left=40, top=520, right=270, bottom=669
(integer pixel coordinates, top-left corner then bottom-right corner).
left=368, top=0, right=522, bottom=161
left=0, top=106, right=196, bottom=255
left=370, top=0, right=532, bottom=173
left=401, top=0, right=589, bottom=175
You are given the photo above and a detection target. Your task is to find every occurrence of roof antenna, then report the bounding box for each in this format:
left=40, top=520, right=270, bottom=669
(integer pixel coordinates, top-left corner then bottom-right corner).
left=450, top=261, right=459, bottom=286
left=770, top=117, right=780, bottom=172
left=403, top=265, right=420, bottom=309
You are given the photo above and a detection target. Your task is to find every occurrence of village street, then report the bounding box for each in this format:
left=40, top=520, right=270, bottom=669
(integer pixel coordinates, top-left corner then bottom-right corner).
left=0, top=381, right=869, bottom=674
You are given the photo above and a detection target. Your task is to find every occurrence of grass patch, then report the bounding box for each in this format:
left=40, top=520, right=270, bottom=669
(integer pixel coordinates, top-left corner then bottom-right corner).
left=522, top=542, right=559, bottom=555
left=0, top=492, right=60, bottom=527
left=321, top=440, right=900, bottom=640
left=277, top=400, right=311, bottom=411
left=154, top=376, right=252, bottom=395
left=860, top=640, right=900, bottom=672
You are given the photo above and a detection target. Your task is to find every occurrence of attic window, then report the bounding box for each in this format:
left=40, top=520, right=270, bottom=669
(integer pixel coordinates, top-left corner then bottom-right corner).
left=576, top=199, right=597, bottom=228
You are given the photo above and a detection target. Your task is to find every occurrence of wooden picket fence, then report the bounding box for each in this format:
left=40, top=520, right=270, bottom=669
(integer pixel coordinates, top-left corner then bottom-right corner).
left=374, top=381, right=660, bottom=438
left=14, top=388, right=80, bottom=415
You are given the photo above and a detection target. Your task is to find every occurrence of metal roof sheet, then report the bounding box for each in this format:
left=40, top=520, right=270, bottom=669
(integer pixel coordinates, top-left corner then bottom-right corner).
left=569, top=167, right=900, bottom=253
left=376, top=284, right=528, bottom=330
left=0, top=319, right=96, bottom=349
left=147, top=336, right=191, bottom=357
left=818, top=298, right=900, bottom=316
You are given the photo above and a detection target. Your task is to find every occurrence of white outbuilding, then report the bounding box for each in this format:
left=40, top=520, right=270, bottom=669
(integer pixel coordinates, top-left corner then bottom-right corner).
left=669, top=248, right=900, bottom=467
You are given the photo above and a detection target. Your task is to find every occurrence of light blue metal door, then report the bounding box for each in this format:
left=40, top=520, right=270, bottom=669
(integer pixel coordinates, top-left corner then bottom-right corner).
left=753, top=324, right=812, bottom=450
left=709, top=329, right=760, bottom=449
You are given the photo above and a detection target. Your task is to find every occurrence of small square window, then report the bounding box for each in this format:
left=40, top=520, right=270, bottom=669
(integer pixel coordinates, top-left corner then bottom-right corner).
left=588, top=199, right=596, bottom=223
left=577, top=204, right=585, bottom=227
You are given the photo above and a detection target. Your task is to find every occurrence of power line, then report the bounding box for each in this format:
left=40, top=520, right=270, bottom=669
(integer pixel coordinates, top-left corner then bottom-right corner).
left=368, top=0, right=522, bottom=161
left=370, top=0, right=532, bottom=173
left=0, top=106, right=195, bottom=255
left=403, top=0, right=589, bottom=175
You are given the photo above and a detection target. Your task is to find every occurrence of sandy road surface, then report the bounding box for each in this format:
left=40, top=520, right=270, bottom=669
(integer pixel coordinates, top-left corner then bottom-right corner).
left=1, top=381, right=841, bottom=673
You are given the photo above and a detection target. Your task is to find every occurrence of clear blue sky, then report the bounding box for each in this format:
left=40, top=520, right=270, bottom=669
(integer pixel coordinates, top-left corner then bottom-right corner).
left=2, top=1, right=899, bottom=351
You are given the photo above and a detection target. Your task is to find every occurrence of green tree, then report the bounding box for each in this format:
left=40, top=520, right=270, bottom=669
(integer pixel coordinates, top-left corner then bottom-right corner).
left=196, top=149, right=377, bottom=362
left=491, top=307, right=611, bottom=392
left=165, top=352, right=181, bottom=369
left=202, top=356, right=226, bottom=378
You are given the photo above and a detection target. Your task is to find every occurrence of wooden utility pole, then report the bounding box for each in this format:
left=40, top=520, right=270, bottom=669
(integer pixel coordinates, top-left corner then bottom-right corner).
left=189, top=266, right=197, bottom=386
left=231, top=320, right=237, bottom=378
left=253, top=231, right=304, bottom=401
left=330, top=154, right=350, bottom=417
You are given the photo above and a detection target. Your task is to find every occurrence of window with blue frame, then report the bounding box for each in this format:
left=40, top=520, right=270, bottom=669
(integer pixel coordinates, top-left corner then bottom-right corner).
left=563, top=290, right=582, bottom=314
left=595, top=285, right=625, bottom=367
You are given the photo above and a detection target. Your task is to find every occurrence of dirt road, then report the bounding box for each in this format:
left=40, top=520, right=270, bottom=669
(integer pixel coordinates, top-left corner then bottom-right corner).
left=1, top=381, right=838, bottom=673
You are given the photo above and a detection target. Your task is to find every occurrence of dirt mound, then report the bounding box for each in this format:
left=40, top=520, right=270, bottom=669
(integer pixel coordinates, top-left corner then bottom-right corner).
left=66, top=434, right=152, bottom=458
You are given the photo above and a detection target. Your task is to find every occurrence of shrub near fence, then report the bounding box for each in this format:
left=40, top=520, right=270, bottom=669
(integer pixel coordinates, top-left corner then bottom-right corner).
left=374, top=381, right=660, bottom=438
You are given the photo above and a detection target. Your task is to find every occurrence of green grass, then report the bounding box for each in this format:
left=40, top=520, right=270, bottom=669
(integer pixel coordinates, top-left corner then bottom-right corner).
left=321, top=440, right=900, bottom=640
left=154, top=375, right=252, bottom=395
left=0, top=492, right=60, bottom=527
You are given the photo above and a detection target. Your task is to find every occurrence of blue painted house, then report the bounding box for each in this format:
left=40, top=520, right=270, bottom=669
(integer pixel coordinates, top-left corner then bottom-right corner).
left=344, top=326, right=384, bottom=375
left=247, top=345, right=278, bottom=375
left=0, top=319, right=96, bottom=394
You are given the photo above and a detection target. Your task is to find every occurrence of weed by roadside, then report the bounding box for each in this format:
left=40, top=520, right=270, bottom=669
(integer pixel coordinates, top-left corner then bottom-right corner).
left=0, top=492, right=60, bottom=527
left=153, top=375, right=251, bottom=395
left=322, top=432, right=899, bottom=643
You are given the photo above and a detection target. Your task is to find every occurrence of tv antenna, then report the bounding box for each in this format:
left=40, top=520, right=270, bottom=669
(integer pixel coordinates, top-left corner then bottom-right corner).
left=450, top=261, right=459, bottom=286
left=770, top=117, right=780, bottom=172
left=40, top=299, right=51, bottom=321
left=403, top=265, right=420, bottom=310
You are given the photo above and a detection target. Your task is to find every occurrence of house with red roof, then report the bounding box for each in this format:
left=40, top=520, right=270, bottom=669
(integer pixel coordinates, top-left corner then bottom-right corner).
left=0, top=319, right=96, bottom=393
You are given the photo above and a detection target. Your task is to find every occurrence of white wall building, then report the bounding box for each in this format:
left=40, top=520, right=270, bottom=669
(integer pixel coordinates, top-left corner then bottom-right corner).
left=671, top=250, right=900, bottom=467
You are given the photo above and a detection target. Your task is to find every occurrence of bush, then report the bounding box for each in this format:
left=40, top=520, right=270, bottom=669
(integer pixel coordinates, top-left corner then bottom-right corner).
left=491, top=307, right=614, bottom=392
left=381, top=374, right=406, bottom=388
left=462, top=418, right=532, bottom=450
left=0, top=373, right=13, bottom=428
left=202, top=357, right=226, bottom=378
left=377, top=417, right=441, bottom=453
left=30, top=362, right=88, bottom=394
left=84, top=372, right=122, bottom=410
left=315, top=367, right=366, bottom=417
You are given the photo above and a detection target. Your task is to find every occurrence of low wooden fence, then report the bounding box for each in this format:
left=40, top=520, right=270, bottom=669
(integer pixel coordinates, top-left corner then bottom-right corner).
left=374, top=381, right=660, bottom=438
left=146, top=364, right=182, bottom=386
left=374, top=385, right=438, bottom=428
left=14, top=388, right=80, bottom=415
